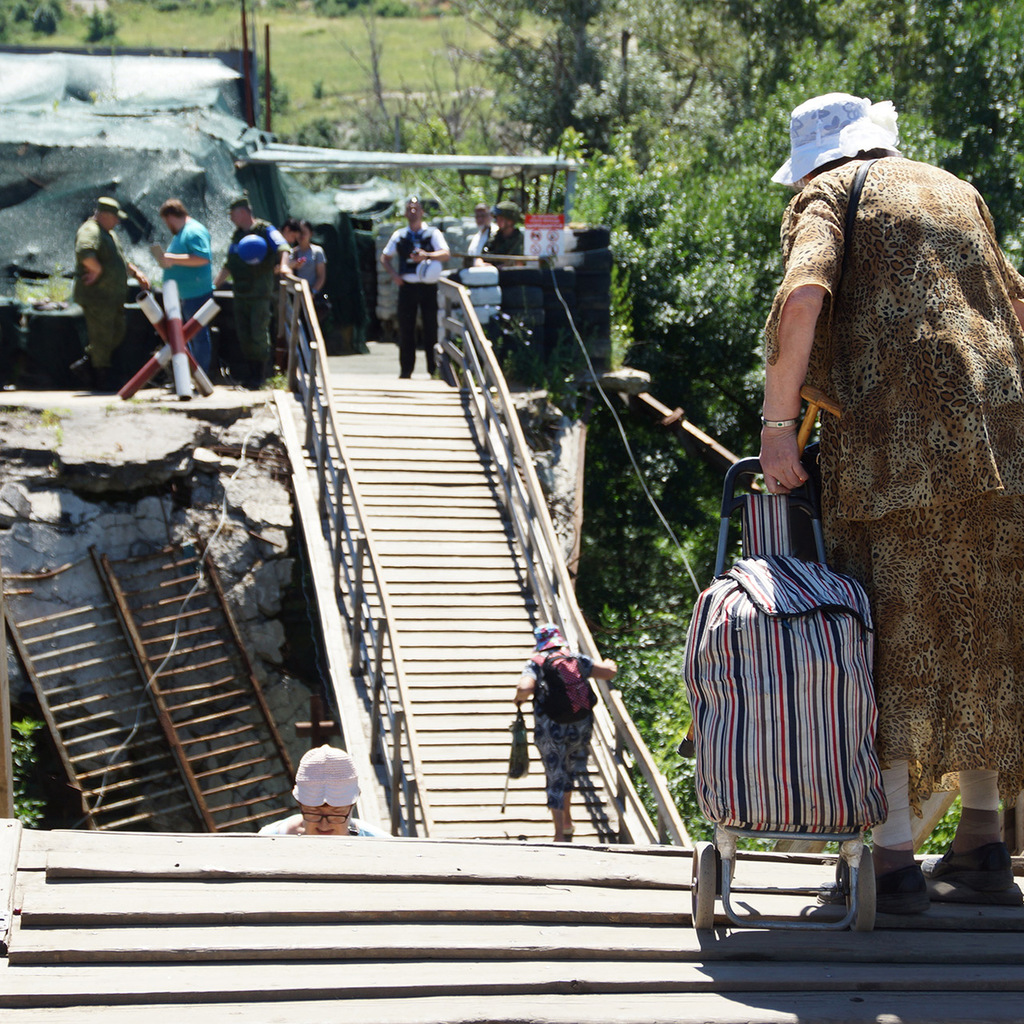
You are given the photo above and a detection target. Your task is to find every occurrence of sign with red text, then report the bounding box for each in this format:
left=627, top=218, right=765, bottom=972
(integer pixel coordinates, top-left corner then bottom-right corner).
left=525, top=213, right=565, bottom=259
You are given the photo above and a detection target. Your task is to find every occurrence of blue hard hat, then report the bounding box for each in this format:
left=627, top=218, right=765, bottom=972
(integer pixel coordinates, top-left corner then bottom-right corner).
left=237, top=233, right=268, bottom=265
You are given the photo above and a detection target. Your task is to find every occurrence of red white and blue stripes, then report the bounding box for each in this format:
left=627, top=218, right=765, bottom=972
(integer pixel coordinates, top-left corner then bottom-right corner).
left=684, top=556, right=886, bottom=834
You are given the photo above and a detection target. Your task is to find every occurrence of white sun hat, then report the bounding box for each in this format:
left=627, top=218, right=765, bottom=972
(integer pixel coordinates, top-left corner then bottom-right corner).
left=772, top=92, right=900, bottom=186
left=292, top=745, right=360, bottom=806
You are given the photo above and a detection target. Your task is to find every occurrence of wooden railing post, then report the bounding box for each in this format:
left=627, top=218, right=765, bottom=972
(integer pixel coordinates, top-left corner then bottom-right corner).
left=390, top=710, right=405, bottom=835
left=369, top=620, right=386, bottom=766
left=350, top=537, right=366, bottom=673
left=0, top=552, right=13, bottom=819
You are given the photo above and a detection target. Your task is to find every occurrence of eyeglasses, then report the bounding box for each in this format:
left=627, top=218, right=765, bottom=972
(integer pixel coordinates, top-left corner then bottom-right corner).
left=301, top=811, right=351, bottom=824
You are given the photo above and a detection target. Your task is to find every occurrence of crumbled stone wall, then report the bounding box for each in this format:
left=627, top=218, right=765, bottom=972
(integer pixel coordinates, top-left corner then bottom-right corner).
left=0, top=396, right=317, bottom=821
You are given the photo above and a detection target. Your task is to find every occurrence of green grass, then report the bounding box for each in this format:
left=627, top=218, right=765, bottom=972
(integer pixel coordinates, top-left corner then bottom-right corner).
left=5, top=2, right=496, bottom=138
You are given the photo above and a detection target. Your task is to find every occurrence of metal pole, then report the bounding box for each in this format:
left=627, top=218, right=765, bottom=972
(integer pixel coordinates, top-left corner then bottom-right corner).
left=240, top=0, right=254, bottom=127
left=0, top=552, right=13, bottom=818
left=264, top=23, right=272, bottom=133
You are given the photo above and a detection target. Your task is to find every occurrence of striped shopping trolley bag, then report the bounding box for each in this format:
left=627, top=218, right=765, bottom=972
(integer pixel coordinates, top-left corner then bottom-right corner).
left=683, top=457, right=887, bottom=931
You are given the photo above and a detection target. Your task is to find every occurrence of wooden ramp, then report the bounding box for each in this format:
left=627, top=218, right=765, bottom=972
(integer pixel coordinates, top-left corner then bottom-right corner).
left=327, top=376, right=613, bottom=842
left=5, top=822, right=1024, bottom=1023
left=3, top=546, right=293, bottom=833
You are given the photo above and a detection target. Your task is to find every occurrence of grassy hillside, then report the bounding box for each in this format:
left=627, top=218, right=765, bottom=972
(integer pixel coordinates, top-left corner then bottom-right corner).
left=3, top=1, right=495, bottom=140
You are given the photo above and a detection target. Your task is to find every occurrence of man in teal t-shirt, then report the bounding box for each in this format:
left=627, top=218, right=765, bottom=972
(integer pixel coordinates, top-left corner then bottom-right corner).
left=155, top=198, right=214, bottom=374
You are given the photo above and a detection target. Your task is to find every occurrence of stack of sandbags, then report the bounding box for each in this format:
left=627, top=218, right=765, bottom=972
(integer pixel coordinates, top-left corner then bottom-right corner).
left=374, top=223, right=399, bottom=334
left=435, top=216, right=475, bottom=262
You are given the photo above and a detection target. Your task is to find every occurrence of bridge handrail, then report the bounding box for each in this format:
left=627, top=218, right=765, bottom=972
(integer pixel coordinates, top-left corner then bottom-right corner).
left=438, top=278, right=689, bottom=846
left=279, top=274, right=433, bottom=837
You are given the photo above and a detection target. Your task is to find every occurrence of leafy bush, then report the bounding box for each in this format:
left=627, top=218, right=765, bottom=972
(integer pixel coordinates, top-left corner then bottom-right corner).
left=374, top=0, right=410, bottom=16
left=12, top=718, right=45, bottom=827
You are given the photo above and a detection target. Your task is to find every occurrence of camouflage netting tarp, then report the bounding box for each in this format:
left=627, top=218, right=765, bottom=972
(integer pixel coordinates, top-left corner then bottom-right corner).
left=0, top=50, right=404, bottom=360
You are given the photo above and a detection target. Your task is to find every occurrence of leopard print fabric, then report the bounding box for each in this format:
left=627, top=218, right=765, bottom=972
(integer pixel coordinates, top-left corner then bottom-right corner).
left=766, top=157, right=1024, bottom=811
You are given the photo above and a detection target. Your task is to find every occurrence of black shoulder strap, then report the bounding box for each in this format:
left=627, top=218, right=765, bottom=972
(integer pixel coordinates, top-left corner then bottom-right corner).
left=840, top=159, right=877, bottom=283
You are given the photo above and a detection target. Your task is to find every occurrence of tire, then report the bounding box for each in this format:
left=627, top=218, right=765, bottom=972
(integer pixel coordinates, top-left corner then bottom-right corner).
left=541, top=266, right=576, bottom=292
left=851, top=854, right=876, bottom=932
left=458, top=265, right=500, bottom=287
left=578, top=314, right=611, bottom=337
left=575, top=294, right=608, bottom=314
left=501, top=285, right=545, bottom=310
left=468, top=285, right=502, bottom=307
left=572, top=225, right=611, bottom=251
left=691, top=841, right=718, bottom=930
left=575, top=247, right=613, bottom=271
left=501, top=308, right=546, bottom=331
left=498, top=267, right=544, bottom=288
left=574, top=269, right=612, bottom=297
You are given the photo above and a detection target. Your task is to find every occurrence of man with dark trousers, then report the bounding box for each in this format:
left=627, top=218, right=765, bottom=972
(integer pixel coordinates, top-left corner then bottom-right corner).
left=71, top=196, right=150, bottom=391
left=380, top=196, right=450, bottom=378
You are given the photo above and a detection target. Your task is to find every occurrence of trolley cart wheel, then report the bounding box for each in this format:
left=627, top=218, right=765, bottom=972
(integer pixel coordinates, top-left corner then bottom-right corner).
left=851, top=854, right=876, bottom=932
left=691, top=841, right=718, bottom=930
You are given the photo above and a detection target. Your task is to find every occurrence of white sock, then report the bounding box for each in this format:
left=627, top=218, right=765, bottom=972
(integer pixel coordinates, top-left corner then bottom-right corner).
left=872, top=761, right=913, bottom=849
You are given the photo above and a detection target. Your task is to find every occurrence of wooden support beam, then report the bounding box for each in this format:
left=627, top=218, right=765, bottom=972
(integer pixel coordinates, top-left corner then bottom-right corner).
left=627, top=391, right=739, bottom=474
left=294, top=694, right=342, bottom=748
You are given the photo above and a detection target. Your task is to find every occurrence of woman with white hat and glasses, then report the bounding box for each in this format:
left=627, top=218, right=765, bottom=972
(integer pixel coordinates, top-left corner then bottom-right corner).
left=759, top=93, right=1024, bottom=914
left=259, top=745, right=385, bottom=836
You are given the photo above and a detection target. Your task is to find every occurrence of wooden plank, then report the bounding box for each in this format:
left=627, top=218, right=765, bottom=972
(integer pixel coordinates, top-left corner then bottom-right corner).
left=392, top=620, right=534, bottom=635
left=395, top=638, right=532, bottom=653
left=368, top=516, right=510, bottom=531
left=9, top=992, right=1024, bottom=1024
left=40, top=833, right=690, bottom=886
left=378, top=569, right=522, bottom=584
left=342, top=436, right=481, bottom=452
left=16, top=877, right=691, bottom=926
left=13, top=918, right=1024, bottom=967
left=375, top=541, right=518, bottom=556
left=7, top=958, right=1024, bottom=1007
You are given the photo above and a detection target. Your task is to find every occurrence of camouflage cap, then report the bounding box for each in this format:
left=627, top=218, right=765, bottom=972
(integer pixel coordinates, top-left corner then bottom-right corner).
left=494, top=200, right=522, bottom=222
left=96, top=196, right=127, bottom=219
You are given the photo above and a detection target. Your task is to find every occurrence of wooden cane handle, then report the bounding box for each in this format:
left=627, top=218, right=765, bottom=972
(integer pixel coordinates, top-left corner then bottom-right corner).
left=796, top=385, right=842, bottom=456
left=797, top=404, right=819, bottom=456
left=799, top=384, right=841, bottom=418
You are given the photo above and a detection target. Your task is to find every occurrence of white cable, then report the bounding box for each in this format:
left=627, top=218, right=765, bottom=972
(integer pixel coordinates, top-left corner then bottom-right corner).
left=547, top=265, right=703, bottom=596
left=83, top=400, right=276, bottom=824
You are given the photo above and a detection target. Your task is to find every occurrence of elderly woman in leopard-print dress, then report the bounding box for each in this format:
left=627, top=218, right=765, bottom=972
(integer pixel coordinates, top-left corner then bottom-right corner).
left=759, top=93, right=1024, bottom=914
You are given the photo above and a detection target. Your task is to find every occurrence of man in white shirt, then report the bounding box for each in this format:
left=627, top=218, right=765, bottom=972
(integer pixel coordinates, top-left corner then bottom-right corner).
left=380, top=196, right=450, bottom=378
left=464, top=202, right=494, bottom=267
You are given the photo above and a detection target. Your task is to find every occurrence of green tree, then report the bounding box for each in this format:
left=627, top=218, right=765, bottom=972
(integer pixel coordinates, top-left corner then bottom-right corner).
left=32, top=0, right=61, bottom=34
left=85, top=9, right=117, bottom=43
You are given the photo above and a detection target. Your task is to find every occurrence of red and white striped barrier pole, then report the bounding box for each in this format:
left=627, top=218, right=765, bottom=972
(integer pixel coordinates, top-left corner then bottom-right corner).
left=162, top=280, right=192, bottom=401
left=119, top=292, right=220, bottom=400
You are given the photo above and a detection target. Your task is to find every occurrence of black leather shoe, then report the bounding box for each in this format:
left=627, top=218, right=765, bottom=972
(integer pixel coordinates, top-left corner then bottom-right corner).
left=924, top=841, right=1013, bottom=892
left=876, top=863, right=930, bottom=915
left=69, top=356, right=95, bottom=390
left=819, top=860, right=930, bottom=914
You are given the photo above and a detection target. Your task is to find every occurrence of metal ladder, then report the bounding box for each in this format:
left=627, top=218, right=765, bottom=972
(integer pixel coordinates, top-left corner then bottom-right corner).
left=98, top=544, right=295, bottom=832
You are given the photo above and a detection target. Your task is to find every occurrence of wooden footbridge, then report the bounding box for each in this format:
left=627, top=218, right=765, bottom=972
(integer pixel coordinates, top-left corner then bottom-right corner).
left=275, top=276, right=685, bottom=845
left=3, top=276, right=1024, bottom=1022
